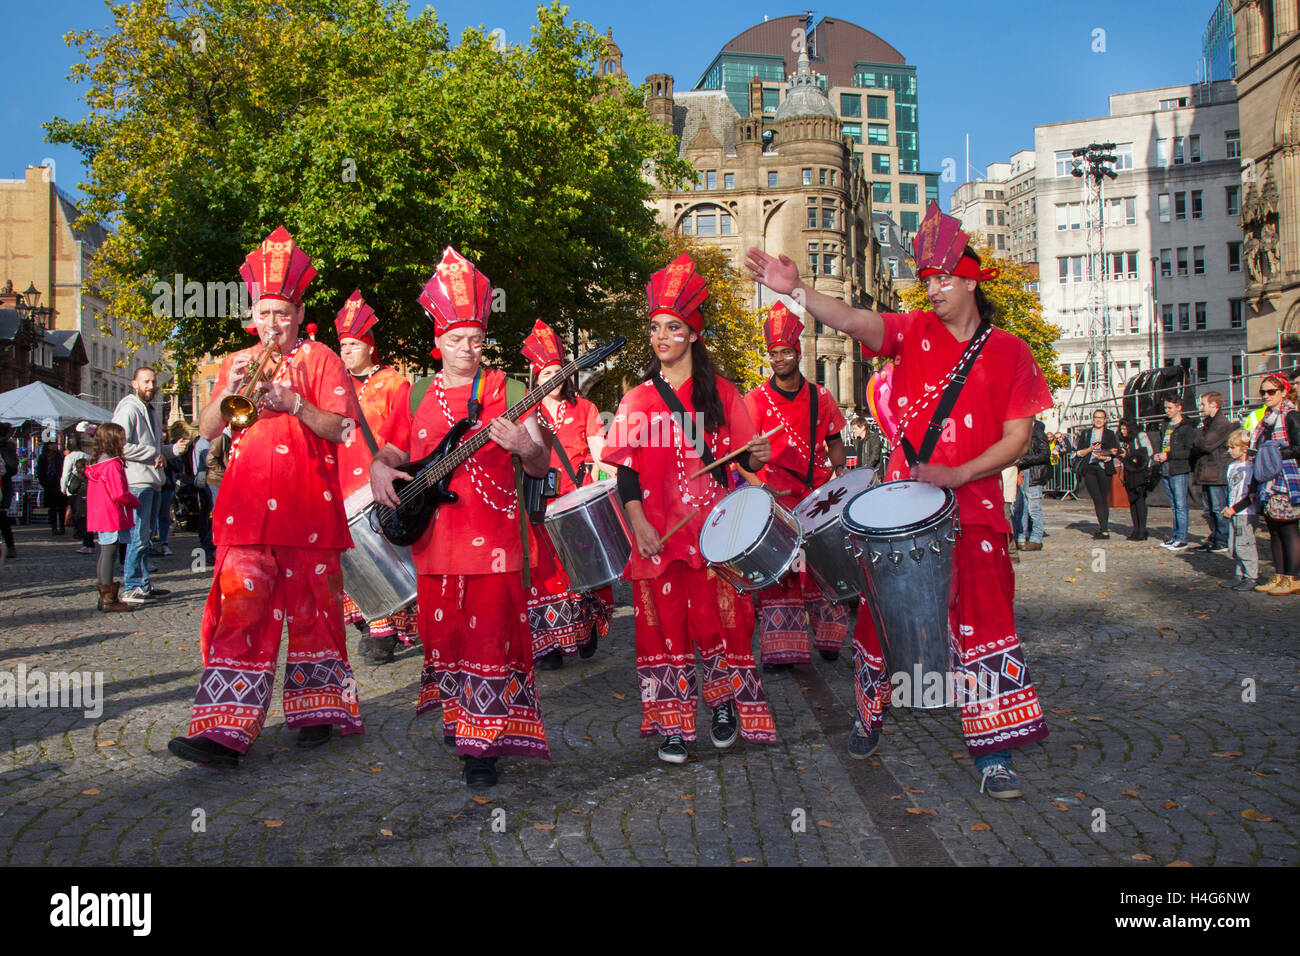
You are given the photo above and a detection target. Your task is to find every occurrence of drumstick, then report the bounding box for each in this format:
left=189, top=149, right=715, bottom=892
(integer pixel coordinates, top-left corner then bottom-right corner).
left=657, top=508, right=700, bottom=546
left=686, top=425, right=784, bottom=481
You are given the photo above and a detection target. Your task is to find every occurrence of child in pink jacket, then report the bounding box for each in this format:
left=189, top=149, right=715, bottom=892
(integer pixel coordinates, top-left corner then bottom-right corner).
left=86, top=422, right=138, bottom=612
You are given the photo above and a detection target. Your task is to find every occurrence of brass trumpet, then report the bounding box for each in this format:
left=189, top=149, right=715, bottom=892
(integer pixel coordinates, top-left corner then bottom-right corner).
left=219, top=342, right=282, bottom=428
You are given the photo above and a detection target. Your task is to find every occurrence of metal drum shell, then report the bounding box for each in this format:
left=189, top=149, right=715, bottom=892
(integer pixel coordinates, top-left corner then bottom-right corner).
left=340, top=484, right=419, bottom=621
left=794, top=467, right=878, bottom=602
left=699, top=486, right=804, bottom=592
left=543, top=479, right=633, bottom=592
left=840, top=481, right=959, bottom=709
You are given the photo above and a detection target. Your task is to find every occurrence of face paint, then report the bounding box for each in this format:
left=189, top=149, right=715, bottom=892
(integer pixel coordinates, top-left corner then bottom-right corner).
left=470, top=343, right=483, bottom=353
left=938, top=281, right=954, bottom=293
left=670, top=333, right=687, bottom=343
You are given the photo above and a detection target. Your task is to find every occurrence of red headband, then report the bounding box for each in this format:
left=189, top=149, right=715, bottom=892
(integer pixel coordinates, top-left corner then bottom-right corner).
left=918, top=259, right=999, bottom=282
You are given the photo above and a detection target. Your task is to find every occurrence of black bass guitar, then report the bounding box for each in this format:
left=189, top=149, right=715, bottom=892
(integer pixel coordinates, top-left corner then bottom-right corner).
left=371, top=337, right=625, bottom=546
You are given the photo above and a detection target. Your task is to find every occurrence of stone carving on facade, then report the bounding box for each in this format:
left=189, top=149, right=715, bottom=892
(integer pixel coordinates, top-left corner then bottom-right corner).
left=1242, top=162, right=1280, bottom=286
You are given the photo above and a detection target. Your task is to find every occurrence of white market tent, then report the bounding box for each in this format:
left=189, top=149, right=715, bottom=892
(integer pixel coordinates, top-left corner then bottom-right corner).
left=0, top=381, right=113, bottom=428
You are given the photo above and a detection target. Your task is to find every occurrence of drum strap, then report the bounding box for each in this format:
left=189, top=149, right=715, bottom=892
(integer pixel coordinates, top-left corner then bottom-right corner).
left=651, top=376, right=729, bottom=488
left=901, top=321, right=992, bottom=467
left=542, top=424, right=581, bottom=488
left=354, top=405, right=380, bottom=457
left=806, top=380, right=819, bottom=487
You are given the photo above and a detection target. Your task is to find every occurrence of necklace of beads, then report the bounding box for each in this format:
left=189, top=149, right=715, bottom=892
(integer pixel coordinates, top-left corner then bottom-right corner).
left=229, top=337, right=305, bottom=464
left=659, top=373, right=726, bottom=513
left=433, top=372, right=517, bottom=516
left=890, top=324, right=993, bottom=446
left=763, top=382, right=817, bottom=470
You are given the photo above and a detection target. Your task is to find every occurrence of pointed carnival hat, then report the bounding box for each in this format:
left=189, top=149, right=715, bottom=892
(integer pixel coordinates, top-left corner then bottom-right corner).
left=334, top=289, right=378, bottom=347
left=646, top=253, right=708, bottom=334
left=763, top=301, right=804, bottom=353
left=912, top=202, right=999, bottom=282
left=521, top=319, right=565, bottom=375
left=419, top=246, right=494, bottom=359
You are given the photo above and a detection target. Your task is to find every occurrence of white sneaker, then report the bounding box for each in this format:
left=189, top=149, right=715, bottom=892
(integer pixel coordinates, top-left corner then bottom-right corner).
left=120, top=587, right=152, bottom=604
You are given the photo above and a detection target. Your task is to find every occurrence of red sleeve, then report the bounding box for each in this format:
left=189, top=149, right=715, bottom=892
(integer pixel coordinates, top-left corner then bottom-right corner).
left=582, top=398, right=603, bottom=439
left=212, top=354, right=234, bottom=399
left=1005, top=339, right=1055, bottom=422
left=601, top=390, right=644, bottom=471
left=866, top=311, right=915, bottom=360
left=820, top=386, right=846, bottom=436
left=379, top=399, right=413, bottom=455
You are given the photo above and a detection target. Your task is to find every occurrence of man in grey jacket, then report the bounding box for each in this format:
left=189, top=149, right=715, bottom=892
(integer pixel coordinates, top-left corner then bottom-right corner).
left=1192, top=391, right=1233, bottom=554
left=112, top=367, right=189, bottom=602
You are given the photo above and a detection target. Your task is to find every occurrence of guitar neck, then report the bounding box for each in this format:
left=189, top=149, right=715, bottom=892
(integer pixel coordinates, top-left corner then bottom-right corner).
left=426, top=359, right=582, bottom=480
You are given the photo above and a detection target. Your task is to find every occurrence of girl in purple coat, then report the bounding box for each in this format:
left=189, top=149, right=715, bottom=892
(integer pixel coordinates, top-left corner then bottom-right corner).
left=86, top=423, right=139, bottom=612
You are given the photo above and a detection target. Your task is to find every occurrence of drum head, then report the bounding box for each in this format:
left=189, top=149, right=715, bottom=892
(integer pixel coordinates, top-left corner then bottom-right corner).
left=794, top=467, right=877, bottom=532
left=699, top=485, right=773, bottom=562
left=843, top=480, right=951, bottom=536
left=548, top=478, right=616, bottom=516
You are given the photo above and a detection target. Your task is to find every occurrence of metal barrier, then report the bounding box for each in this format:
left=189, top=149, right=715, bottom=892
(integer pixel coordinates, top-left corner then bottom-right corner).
left=1042, top=458, right=1079, bottom=499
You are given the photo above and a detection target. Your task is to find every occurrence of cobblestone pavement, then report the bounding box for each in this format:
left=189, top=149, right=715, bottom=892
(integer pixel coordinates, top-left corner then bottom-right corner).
left=1, top=497, right=1295, bottom=867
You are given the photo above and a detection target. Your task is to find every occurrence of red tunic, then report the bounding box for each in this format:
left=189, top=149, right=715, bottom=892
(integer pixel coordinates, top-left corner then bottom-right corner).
left=337, top=366, right=412, bottom=498
left=212, top=339, right=359, bottom=549
left=379, top=367, right=526, bottom=575
left=744, top=379, right=846, bottom=499
left=602, top=375, right=756, bottom=580
left=866, top=311, right=1054, bottom=531
left=539, top=395, right=604, bottom=496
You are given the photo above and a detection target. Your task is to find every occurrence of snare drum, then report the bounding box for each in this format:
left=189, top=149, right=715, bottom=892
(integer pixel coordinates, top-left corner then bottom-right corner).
left=340, top=484, right=419, bottom=621
left=841, top=480, right=958, bottom=708
left=699, top=485, right=803, bottom=591
left=543, top=479, right=632, bottom=591
left=793, top=467, right=877, bottom=601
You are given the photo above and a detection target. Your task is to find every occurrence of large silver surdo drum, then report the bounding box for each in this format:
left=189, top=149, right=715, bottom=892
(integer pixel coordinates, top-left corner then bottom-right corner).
left=543, top=479, right=633, bottom=592
left=340, top=485, right=419, bottom=621
left=699, top=484, right=803, bottom=591
left=841, top=480, right=958, bottom=709
left=793, top=466, right=877, bottom=601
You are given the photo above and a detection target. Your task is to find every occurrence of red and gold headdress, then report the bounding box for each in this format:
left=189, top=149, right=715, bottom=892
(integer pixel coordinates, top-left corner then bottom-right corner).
left=334, top=290, right=378, bottom=348
left=419, top=247, right=493, bottom=359
left=646, top=253, right=708, bottom=335
left=912, top=202, right=998, bottom=282
left=239, top=226, right=317, bottom=306
left=763, top=301, right=804, bottom=354
left=521, top=319, right=565, bottom=376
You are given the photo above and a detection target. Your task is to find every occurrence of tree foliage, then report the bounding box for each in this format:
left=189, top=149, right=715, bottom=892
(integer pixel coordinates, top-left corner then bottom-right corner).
left=899, top=248, right=1067, bottom=390
left=585, top=232, right=766, bottom=413
left=47, top=0, right=694, bottom=387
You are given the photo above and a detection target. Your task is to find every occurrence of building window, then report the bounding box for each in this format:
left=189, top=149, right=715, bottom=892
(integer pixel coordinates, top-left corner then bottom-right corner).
left=694, top=171, right=705, bottom=191
left=1191, top=190, right=1202, bottom=219
left=872, top=182, right=892, bottom=204
left=1226, top=185, right=1239, bottom=216
left=871, top=153, right=890, bottom=175
left=867, top=95, right=888, bottom=119
left=840, top=93, right=861, bottom=117
left=899, top=182, right=918, bottom=205
left=996, top=234, right=1006, bottom=250
left=1193, top=245, right=1205, bottom=275
left=724, top=172, right=735, bottom=190
left=1130, top=309, right=1141, bottom=334
left=867, top=124, right=889, bottom=145
left=1189, top=134, right=1201, bottom=163
left=706, top=170, right=717, bottom=189
left=1155, top=139, right=1169, bottom=167
left=1233, top=354, right=1243, bottom=380
left=822, top=199, right=836, bottom=229
left=823, top=252, right=837, bottom=276
left=1178, top=303, right=1190, bottom=331
left=761, top=88, right=780, bottom=114
left=696, top=213, right=716, bottom=236
left=842, top=123, right=862, bottom=144
left=877, top=223, right=890, bottom=243
left=1113, top=143, right=1134, bottom=170
left=1225, top=129, right=1239, bottom=159
left=1054, top=150, right=1076, bottom=177
left=1058, top=255, right=1084, bottom=283
left=887, top=258, right=899, bottom=277
left=681, top=214, right=693, bottom=235
left=807, top=200, right=818, bottom=229
left=1160, top=249, right=1172, bottom=277
left=1176, top=247, right=1189, bottom=276
left=802, top=168, right=812, bottom=186
left=986, top=209, right=995, bottom=226
left=816, top=360, right=826, bottom=385
left=1158, top=193, right=1171, bottom=222
left=1228, top=242, right=1241, bottom=272
left=996, top=210, right=1005, bottom=226
left=808, top=242, right=819, bottom=274
left=900, top=211, right=919, bottom=233
left=1195, top=302, right=1207, bottom=330
left=1056, top=201, right=1083, bottom=230
left=1173, top=136, right=1185, bottom=165
left=819, top=169, right=827, bottom=185
left=1174, top=192, right=1186, bottom=220
left=1197, top=356, right=1208, bottom=382
left=1159, top=97, right=1188, bottom=109
left=768, top=171, right=779, bottom=188
left=1162, top=304, right=1174, bottom=332
left=1230, top=299, right=1243, bottom=328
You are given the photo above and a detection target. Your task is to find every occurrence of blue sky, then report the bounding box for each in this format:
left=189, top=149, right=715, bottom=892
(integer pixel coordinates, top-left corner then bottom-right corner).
left=3, top=0, right=1220, bottom=208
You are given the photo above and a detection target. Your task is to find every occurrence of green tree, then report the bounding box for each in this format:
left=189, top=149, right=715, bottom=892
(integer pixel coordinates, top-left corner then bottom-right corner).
left=47, top=0, right=693, bottom=379
left=899, top=247, right=1067, bottom=390
left=585, top=231, right=766, bottom=412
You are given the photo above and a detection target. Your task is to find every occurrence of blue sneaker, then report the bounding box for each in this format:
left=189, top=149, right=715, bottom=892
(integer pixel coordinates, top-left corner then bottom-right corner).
left=848, top=722, right=879, bottom=760
left=979, top=763, right=1024, bottom=799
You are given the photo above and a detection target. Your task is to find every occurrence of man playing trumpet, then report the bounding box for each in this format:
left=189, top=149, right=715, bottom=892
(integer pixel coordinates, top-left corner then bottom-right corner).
left=168, top=226, right=365, bottom=770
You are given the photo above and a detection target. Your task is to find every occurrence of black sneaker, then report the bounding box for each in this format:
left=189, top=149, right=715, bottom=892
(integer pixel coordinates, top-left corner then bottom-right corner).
left=578, top=628, right=598, bottom=659
left=848, top=721, right=879, bottom=759
left=658, top=734, right=688, bottom=764
left=819, top=648, right=841, bottom=662
left=296, top=725, right=332, bottom=749
left=168, top=735, right=240, bottom=769
left=462, top=755, right=498, bottom=789
left=1092, top=531, right=1109, bottom=540
left=710, top=701, right=739, bottom=749
left=538, top=649, right=564, bottom=671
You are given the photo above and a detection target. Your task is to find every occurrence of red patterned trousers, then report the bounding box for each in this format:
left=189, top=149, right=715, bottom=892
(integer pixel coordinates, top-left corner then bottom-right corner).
left=851, top=524, right=1048, bottom=757
left=756, top=572, right=849, bottom=664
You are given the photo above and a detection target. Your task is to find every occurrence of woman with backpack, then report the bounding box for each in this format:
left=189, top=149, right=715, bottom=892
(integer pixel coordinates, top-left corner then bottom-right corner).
left=1116, top=419, right=1153, bottom=541
left=1235, top=373, right=1300, bottom=595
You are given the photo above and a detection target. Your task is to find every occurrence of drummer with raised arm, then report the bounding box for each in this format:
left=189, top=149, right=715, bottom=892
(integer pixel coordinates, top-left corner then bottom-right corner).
left=334, top=290, right=416, bottom=665
left=602, top=254, right=775, bottom=766
left=746, top=202, right=1054, bottom=800
left=520, top=319, right=614, bottom=670
left=737, top=302, right=850, bottom=672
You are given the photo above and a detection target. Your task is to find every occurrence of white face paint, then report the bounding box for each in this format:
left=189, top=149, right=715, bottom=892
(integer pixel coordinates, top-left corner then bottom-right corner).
left=939, top=281, right=954, bottom=293
left=670, top=333, right=687, bottom=342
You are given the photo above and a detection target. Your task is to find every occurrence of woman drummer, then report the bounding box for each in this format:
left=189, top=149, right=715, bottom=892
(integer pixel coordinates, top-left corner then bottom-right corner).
left=601, top=254, right=775, bottom=764
left=520, top=320, right=615, bottom=669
